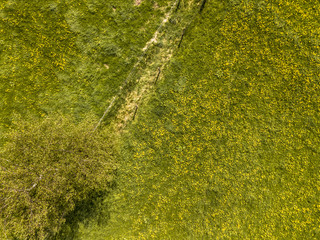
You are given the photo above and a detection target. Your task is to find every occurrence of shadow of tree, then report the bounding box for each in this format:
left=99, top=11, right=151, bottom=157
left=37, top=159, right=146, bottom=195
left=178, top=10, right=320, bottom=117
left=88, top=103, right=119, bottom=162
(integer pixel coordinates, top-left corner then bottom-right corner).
left=52, top=190, right=112, bottom=240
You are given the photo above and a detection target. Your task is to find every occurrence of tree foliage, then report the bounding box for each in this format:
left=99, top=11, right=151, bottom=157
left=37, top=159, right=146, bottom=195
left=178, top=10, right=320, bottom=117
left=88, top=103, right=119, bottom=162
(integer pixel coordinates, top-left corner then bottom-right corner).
left=0, top=114, right=117, bottom=239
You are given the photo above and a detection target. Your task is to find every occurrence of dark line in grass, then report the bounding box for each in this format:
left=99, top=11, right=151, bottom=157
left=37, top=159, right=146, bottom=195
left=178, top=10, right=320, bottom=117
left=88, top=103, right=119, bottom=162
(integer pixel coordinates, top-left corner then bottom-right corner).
left=154, top=67, right=161, bottom=85
left=132, top=105, right=138, bottom=120
left=178, top=28, right=186, bottom=48
left=200, top=0, right=207, bottom=13
left=175, top=0, right=181, bottom=12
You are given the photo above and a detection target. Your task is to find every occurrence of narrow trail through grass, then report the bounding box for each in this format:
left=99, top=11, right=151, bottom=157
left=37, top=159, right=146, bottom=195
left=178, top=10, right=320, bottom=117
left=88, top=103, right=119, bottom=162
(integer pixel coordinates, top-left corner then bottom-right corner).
left=95, top=0, right=199, bottom=133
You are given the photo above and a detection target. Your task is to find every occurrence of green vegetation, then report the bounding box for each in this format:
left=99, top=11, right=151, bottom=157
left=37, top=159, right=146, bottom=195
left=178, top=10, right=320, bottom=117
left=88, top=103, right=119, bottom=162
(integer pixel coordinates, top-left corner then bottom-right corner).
left=78, top=0, right=320, bottom=239
left=0, top=114, right=117, bottom=239
left=1, top=0, right=320, bottom=239
left=0, top=0, right=172, bottom=128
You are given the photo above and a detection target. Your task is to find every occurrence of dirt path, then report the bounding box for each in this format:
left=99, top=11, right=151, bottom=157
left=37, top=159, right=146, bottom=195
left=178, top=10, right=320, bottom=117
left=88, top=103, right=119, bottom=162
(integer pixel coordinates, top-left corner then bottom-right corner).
left=94, top=0, right=198, bottom=133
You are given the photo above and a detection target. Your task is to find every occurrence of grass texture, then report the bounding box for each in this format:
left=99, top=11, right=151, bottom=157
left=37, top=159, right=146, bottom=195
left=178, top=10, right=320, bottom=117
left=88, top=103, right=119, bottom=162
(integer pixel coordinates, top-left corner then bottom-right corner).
left=79, top=0, right=320, bottom=239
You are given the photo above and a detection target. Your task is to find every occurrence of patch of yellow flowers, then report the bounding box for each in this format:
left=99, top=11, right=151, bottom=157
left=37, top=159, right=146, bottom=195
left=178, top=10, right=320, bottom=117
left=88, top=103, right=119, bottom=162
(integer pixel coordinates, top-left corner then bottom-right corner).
left=103, top=0, right=320, bottom=239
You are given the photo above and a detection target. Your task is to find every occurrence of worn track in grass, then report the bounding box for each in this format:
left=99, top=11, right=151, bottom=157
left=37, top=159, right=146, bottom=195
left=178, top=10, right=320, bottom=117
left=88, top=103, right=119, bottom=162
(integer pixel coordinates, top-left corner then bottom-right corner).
left=95, top=0, right=200, bottom=133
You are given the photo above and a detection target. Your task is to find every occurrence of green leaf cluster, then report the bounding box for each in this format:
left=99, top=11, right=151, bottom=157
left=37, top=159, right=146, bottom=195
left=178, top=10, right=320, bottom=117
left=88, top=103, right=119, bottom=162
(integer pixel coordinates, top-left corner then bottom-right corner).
left=0, top=114, right=117, bottom=239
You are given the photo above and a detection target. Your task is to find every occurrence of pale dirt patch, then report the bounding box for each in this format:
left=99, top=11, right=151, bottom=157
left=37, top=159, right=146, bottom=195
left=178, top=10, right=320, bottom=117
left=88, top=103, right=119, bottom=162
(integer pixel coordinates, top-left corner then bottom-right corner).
left=113, top=0, right=185, bottom=132
left=115, top=44, right=175, bottom=131
left=95, top=0, right=197, bottom=133
left=142, top=6, right=173, bottom=52
left=134, top=0, right=143, bottom=6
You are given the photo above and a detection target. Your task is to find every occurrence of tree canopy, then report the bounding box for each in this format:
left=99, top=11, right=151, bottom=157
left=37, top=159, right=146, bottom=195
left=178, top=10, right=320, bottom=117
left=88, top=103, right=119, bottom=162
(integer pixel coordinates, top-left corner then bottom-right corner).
left=0, top=114, right=117, bottom=239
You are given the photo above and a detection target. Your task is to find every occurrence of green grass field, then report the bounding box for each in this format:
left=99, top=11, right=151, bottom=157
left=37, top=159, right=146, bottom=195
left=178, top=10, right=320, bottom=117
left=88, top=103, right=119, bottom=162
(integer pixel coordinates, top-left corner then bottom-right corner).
left=0, top=0, right=172, bottom=128
left=78, top=0, right=320, bottom=239
left=1, top=0, right=320, bottom=239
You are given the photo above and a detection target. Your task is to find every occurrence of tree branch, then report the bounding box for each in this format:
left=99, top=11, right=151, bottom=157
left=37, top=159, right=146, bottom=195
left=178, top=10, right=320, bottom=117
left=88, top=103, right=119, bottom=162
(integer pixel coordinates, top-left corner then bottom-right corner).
left=25, top=174, right=42, bottom=192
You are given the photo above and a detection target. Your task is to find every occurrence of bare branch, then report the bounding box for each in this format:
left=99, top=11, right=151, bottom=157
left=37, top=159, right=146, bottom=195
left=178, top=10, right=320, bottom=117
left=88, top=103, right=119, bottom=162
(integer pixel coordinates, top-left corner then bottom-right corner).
left=25, top=174, right=42, bottom=192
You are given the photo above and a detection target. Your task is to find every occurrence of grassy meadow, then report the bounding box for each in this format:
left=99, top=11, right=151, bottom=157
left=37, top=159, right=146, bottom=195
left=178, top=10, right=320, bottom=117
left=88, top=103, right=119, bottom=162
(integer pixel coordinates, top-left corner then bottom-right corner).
left=0, top=0, right=172, bottom=128
left=1, top=0, right=320, bottom=239
left=79, top=0, right=320, bottom=239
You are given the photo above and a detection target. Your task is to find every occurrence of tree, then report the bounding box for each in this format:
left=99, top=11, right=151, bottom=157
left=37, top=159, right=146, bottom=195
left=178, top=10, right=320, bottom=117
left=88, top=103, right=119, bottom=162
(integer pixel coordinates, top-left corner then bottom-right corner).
left=0, top=114, right=117, bottom=239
